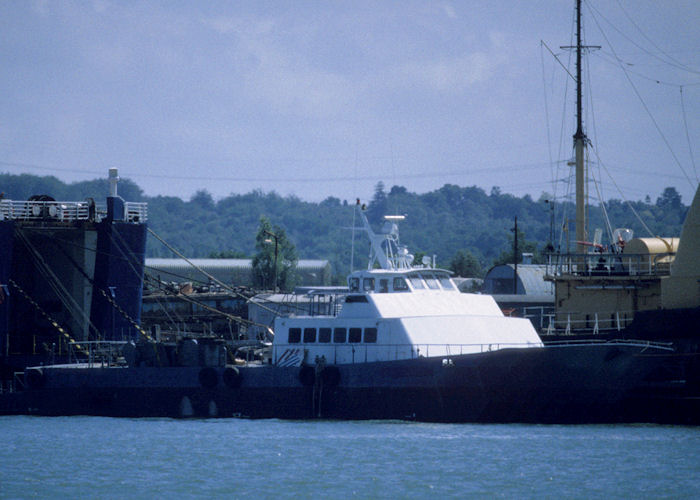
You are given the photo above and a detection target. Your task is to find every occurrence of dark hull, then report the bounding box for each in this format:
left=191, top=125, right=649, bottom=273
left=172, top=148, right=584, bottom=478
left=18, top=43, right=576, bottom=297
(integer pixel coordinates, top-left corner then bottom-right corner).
left=4, top=343, right=697, bottom=424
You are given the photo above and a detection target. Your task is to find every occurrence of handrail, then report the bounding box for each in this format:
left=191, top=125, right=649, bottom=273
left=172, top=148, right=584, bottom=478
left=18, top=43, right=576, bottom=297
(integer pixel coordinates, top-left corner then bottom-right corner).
left=538, top=310, right=637, bottom=335
left=545, top=251, right=674, bottom=278
left=0, top=200, right=147, bottom=223
left=272, top=337, right=673, bottom=365
left=67, top=340, right=129, bottom=367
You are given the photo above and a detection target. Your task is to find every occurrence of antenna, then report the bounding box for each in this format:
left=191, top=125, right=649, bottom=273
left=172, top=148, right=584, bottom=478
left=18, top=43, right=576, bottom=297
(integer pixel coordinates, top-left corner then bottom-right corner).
left=560, top=0, right=600, bottom=253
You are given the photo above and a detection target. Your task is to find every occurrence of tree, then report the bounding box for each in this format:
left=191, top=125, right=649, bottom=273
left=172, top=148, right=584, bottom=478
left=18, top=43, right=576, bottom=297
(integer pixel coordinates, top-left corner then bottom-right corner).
left=252, top=216, right=298, bottom=292
left=450, top=250, right=483, bottom=278
left=367, top=181, right=388, bottom=222
left=190, top=189, right=215, bottom=210
left=656, top=187, right=682, bottom=210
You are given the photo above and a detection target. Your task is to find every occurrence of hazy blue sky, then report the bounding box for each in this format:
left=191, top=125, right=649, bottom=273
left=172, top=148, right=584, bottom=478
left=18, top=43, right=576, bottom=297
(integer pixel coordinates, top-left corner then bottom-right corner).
left=1, top=0, right=699, bottom=206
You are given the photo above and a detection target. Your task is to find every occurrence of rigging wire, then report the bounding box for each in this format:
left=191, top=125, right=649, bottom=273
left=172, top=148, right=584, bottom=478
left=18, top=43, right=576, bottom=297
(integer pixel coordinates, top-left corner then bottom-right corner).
left=588, top=0, right=700, bottom=76
left=146, top=226, right=281, bottom=328
left=540, top=42, right=556, bottom=199
left=680, top=86, right=699, bottom=183
left=588, top=144, right=655, bottom=237
left=584, top=0, right=695, bottom=188
left=15, top=230, right=102, bottom=340
left=553, top=7, right=578, bottom=252
left=593, top=51, right=700, bottom=87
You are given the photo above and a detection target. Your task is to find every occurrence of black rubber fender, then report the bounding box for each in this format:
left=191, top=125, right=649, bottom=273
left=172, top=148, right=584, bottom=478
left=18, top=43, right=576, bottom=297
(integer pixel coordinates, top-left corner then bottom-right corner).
left=25, top=368, right=45, bottom=389
left=298, top=365, right=315, bottom=387
left=223, top=366, right=241, bottom=388
left=198, top=367, right=219, bottom=389
left=321, top=365, right=341, bottom=387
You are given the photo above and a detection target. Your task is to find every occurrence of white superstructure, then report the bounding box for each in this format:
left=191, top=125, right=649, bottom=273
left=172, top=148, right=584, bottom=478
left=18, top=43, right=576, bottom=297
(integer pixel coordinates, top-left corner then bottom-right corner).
left=272, top=208, right=543, bottom=366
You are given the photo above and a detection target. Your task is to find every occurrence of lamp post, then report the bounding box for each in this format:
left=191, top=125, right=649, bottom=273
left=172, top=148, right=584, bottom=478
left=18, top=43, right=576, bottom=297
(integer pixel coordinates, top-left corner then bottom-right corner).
left=263, top=230, right=279, bottom=293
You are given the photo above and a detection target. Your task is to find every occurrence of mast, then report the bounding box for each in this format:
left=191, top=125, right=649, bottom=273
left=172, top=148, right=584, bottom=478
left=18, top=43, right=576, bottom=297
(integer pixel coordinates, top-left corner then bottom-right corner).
left=573, top=0, right=587, bottom=253
left=561, top=0, right=599, bottom=253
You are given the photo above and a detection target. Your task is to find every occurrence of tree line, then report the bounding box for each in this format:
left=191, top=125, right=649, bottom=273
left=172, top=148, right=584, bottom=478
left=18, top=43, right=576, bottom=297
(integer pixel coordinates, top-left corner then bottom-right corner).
left=1, top=173, right=690, bottom=283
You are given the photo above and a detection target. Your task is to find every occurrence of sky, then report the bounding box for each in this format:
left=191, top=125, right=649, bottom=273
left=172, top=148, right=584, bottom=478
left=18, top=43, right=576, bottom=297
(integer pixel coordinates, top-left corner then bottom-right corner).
left=1, top=0, right=699, bottom=207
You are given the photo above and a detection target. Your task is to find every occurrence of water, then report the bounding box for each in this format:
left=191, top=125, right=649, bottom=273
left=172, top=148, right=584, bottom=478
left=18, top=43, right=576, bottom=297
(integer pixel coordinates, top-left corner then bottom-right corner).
left=1, top=417, right=698, bottom=499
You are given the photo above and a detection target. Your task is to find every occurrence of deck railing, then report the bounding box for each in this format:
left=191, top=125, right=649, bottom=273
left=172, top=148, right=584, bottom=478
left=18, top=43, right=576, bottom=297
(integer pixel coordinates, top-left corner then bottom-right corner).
left=545, top=251, right=673, bottom=278
left=67, top=340, right=129, bottom=367
left=538, top=310, right=637, bottom=336
left=271, top=337, right=672, bottom=365
left=0, top=200, right=147, bottom=223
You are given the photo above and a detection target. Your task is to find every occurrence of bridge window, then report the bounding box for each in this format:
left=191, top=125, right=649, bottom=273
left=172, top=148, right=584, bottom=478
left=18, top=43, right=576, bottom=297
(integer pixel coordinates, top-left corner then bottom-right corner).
left=438, top=276, right=454, bottom=290
left=303, top=328, right=316, bottom=343
left=393, top=277, right=409, bottom=291
left=288, top=328, right=301, bottom=344
left=363, top=278, right=375, bottom=292
left=349, top=327, right=362, bottom=343
left=319, top=327, right=331, bottom=343
left=349, top=277, right=360, bottom=292
left=364, top=327, right=377, bottom=343
left=421, top=273, right=440, bottom=290
left=379, top=279, right=389, bottom=293
left=333, top=327, right=346, bottom=343
left=408, top=274, right=425, bottom=289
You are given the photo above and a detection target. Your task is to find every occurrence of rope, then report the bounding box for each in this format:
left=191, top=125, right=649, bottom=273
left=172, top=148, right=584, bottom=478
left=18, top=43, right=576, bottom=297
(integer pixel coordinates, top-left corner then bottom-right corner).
left=40, top=229, right=154, bottom=342
left=146, top=226, right=281, bottom=324
left=15, top=229, right=101, bottom=340
left=585, top=0, right=695, bottom=187
left=8, top=279, right=86, bottom=354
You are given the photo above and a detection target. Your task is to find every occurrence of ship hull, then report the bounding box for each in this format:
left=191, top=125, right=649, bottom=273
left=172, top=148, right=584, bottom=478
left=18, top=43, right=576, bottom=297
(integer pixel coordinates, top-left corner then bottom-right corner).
left=6, top=343, right=695, bottom=424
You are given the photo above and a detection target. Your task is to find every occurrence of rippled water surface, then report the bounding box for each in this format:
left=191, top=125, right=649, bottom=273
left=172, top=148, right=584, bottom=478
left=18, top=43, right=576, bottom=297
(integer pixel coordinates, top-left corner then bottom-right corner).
left=1, top=417, right=698, bottom=498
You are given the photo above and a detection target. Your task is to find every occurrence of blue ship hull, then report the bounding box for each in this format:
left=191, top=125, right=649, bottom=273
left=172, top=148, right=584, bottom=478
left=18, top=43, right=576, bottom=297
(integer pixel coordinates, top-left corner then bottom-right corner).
left=8, top=342, right=697, bottom=424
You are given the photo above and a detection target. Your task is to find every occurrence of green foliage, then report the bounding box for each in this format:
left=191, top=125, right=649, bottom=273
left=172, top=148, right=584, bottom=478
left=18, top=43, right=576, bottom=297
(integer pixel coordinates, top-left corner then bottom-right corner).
left=1, top=173, right=691, bottom=279
left=449, top=250, right=483, bottom=278
left=251, top=216, right=298, bottom=292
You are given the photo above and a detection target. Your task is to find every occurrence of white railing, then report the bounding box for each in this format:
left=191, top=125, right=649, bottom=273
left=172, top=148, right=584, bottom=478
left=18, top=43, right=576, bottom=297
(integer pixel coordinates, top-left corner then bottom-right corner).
left=541, top=311, right=635, bottom=336
left=273, top=341, right=542, bottom=365
left=0, top=200, right=147, bottom=223
left=125, top=202, right=148, bottom=222
left=546, top=252, right=673, bottom=278
left=272, top=337, right=676, bottom=366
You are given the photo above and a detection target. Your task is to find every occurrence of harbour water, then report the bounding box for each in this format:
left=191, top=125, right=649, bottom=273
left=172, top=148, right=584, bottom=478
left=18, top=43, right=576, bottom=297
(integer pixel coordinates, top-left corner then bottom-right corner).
left=1, top=417, right=698, bottom=499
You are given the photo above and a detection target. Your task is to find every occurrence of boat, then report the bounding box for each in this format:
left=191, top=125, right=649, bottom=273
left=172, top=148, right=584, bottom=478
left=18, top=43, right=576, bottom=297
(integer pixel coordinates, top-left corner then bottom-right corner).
left=1, top=1, right=696, bottom=423
left=533, top=0, right=700, bottom=422
left=0, top=168, right=148, bottom=383
left=0, top=199, right=680, bottom=422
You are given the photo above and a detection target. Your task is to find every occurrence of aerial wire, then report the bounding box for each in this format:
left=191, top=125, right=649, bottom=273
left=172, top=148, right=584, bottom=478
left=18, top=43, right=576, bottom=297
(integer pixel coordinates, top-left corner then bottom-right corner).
left=680, top=86, right=699, bottom=183
left=588, top=0, right=700, bottom=76
left=585, top=0, right=695, bottom=188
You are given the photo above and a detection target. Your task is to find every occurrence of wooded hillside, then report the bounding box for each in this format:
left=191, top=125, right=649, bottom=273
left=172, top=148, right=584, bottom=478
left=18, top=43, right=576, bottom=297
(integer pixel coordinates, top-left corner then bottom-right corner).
left=1, top=173, right=688, bottom=283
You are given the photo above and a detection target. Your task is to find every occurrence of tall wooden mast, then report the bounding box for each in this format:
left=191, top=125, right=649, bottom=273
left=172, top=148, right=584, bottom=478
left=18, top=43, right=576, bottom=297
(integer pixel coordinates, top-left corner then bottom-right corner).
left=573, top=0, right=587, bottom=253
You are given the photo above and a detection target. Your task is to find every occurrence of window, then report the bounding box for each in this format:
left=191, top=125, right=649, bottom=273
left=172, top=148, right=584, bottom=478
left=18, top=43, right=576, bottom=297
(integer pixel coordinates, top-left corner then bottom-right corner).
left=364, top=327, right=377, bottom=343
left=393, top=277, right=409, bottom=291
left=349, top=277, right=360, bottom=292
left=379, top=279, right=389, bottom=293
left=421, top=273, right=440, bottom=289
left=363, top=278, right=375, bottom=292
left=333, top=327, right=346, bottom=343
left=349, top=327, right=362, bottom=343
left=408, top=274, right=425, bottom=289
left=438, top=275, right=454, bottom=290
left=345, top=295, right=368, bottom=303
left=288, top=328, right=301, bottom=344
left=303, top=328, right=316, bottom=343
left=319, top=327, right=331, bottom=343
